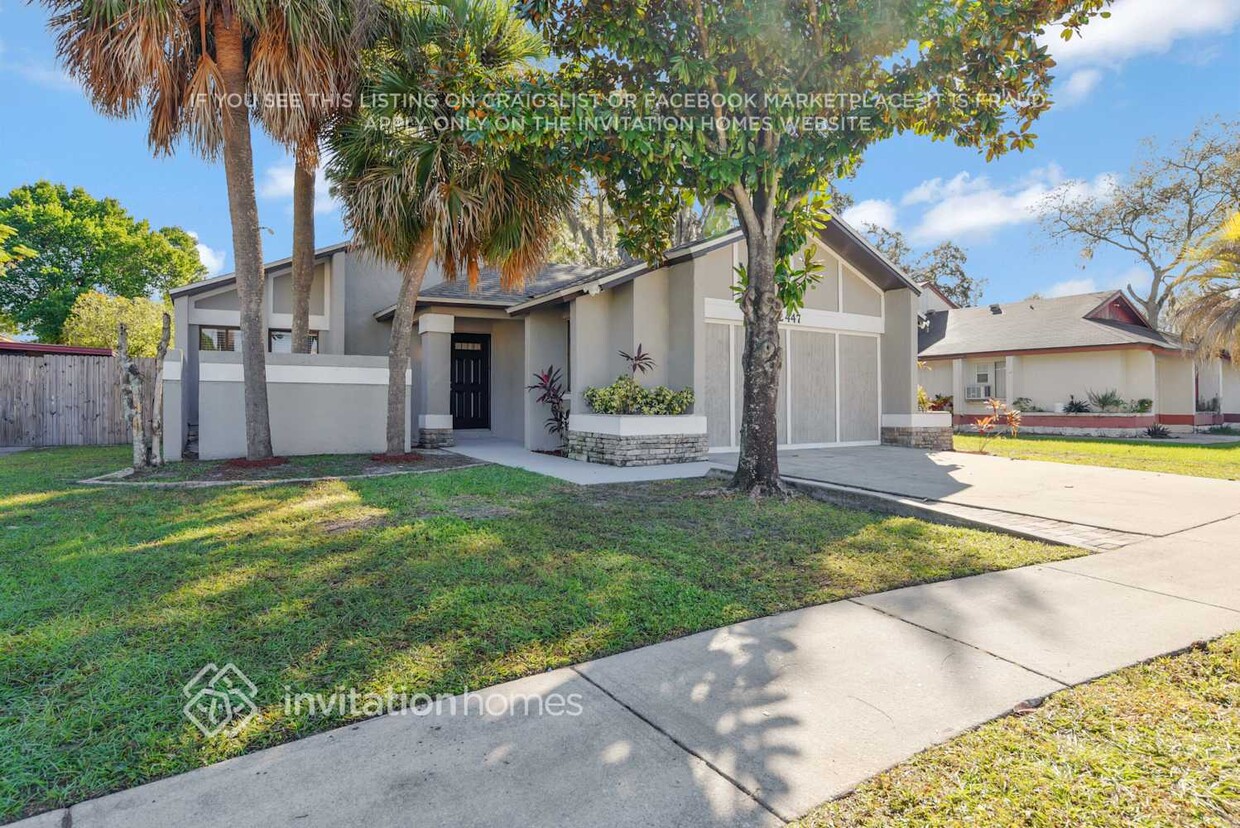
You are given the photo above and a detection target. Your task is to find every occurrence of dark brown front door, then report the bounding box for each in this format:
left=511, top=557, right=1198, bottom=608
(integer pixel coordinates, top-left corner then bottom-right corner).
left=450, top=333, right=490, bottom=429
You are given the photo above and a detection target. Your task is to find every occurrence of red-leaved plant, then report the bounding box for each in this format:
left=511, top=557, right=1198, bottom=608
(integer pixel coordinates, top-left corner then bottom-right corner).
left=527, top=365, right=570, bottom=444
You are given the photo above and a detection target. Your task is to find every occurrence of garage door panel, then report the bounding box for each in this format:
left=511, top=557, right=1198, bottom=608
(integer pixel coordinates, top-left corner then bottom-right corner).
left=838, top=334, right=879, bottom=442
left=704, top=323, right=732, bottom=448
left=790, top=331, right=836, bottom=443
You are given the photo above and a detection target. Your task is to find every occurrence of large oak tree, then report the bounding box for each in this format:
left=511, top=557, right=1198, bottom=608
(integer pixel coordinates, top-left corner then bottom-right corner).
left=515, top=0, right=1112, bottom=494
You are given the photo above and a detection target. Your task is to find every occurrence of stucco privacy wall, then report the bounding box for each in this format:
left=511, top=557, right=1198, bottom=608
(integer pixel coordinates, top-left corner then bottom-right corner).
left=196, top=352, right=409, bottom=459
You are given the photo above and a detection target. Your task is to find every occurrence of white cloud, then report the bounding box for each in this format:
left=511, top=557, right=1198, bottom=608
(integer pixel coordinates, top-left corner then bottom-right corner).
left=259, top=157, right=339, bottom=215
left=13, top=62, right=78, bottom=91
left=189, top=232, right=228, bottom=275
left=903, top=165, right=1115, bottom=244
left=1043, top=266, right=1146, bottom=299
left=1047, top=0, right=1240, bottom=68
left=1060, top=68, right=1103, bottom=105
left=841, top=199, right=897, bottom=232
left=0, top=38, right=79, bottom=92
left=1045, top=278, right=1101, bottom=297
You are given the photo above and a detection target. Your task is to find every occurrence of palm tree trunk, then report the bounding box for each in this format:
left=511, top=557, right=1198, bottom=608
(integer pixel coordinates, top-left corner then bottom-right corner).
left=386, top=234, right=435, bottom=455
left=730, top=222, right=785, bottom=496
left=215, top=15, right=273, bottom=460
left=291, top=150, right=316, bottom=354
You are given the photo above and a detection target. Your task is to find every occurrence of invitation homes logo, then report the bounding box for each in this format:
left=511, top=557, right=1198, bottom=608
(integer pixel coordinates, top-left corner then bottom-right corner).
left=182, top=663, right=259, bottom=737
left=181, top=663, right=587, bottom=737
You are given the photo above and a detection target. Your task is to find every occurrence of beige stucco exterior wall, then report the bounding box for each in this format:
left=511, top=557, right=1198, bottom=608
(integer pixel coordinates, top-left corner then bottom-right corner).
left=1196, top=358, right=1223, bottom=409
left=1222, top=359, right=1240, bottom=417
left=524, top=307, right=569, bottom=450
left=918, top=358, right=954, bottom=400
left=953, top=349, right=1155, bottom=414
left=881, top=288, right=917, bottom=415
left=1155, top=351, right=1196, bottom=417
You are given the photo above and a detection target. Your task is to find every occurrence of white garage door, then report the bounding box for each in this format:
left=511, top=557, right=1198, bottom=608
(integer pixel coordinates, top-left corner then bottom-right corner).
left=703, top=323, right=880, bottom=449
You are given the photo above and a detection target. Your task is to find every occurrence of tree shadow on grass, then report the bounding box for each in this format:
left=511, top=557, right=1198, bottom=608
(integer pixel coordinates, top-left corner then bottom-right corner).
left=1, top=466, right=1071, bottom=821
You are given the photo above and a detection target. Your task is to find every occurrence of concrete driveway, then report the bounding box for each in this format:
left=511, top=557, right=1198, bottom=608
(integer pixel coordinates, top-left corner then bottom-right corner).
left=712, top=446, right=1240, bottom=537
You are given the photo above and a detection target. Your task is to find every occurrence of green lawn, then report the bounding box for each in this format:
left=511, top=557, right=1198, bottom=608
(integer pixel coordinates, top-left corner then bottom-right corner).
left=0, top=447, right=1080, bottom=821
left=798, top=633, right=1240, bottom=827
left=954, top=433, right=1240, bottom=480
left=123, top=450, right=476, bottom=482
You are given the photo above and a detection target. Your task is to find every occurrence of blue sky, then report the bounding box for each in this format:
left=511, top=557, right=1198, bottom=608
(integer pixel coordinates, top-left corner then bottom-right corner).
left=1, top=0, right=1237, bottom=305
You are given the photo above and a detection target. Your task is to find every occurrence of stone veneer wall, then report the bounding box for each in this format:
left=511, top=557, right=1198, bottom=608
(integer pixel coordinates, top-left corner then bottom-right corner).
left=566, top=430, right=708, bottom=467
left=881, top=425, right=953, bottom=451
left=418, top=428, right=455, bottom=448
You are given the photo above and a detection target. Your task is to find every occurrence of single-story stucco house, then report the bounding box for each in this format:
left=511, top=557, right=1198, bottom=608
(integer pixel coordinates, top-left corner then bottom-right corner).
left=917, top=289, right=1240, bottom=436
left=162, top=219, right=949, bottom=464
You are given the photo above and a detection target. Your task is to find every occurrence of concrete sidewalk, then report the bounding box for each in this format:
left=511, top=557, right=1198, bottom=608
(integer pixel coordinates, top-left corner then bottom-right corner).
left=19, top=519, right=1239, bottom=827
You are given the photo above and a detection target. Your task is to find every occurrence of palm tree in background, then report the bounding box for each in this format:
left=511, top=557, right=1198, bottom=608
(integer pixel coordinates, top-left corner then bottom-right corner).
left=43, top=0, right=346, bottom=459
left=256, top=0, right=382, bottom=354
left=1174, top=213, right=1240, bottom=361
left=328, top=0, right=575, bottom=455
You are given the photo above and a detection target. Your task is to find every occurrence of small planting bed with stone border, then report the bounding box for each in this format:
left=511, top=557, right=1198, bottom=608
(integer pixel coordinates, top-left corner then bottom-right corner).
left=83, top=451, right=484, bottom=486
left=566, top=413, right=708, bottom=466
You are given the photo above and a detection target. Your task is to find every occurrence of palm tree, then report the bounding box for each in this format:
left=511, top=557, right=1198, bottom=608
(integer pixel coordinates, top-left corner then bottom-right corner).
left=327, top=0, right=574, bottom=455
left=1174, top=212, right=1240, bottom=360
left=42, top=0, right=350, bottom=459
left=254, top=0, right=381, bottom=354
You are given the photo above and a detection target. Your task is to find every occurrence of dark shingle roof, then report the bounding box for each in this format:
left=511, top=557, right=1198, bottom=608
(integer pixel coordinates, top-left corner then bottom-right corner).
left=417, top=262, right=602, bottom=305
left=918, top=291, right=1180, bottom=358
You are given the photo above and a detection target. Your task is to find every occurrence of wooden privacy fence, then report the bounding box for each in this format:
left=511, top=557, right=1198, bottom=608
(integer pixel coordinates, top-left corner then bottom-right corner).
left=0, top=353, right=158, bottom=446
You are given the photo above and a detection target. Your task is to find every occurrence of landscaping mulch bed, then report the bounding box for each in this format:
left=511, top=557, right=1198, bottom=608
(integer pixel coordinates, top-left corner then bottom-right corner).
left=117, top=450, right=477, bottom=484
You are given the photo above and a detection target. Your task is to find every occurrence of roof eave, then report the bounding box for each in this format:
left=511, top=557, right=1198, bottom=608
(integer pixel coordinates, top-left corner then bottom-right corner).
left=170, top=241, right=352, bottom=299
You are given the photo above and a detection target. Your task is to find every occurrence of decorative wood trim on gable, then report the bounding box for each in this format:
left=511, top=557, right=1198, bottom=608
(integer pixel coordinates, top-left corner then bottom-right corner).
left=1084, top=291, right=1152, bottom=327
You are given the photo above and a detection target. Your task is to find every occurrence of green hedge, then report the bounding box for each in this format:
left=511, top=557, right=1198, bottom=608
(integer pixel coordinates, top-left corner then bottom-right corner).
left=582, top=375, right=694, bottom=415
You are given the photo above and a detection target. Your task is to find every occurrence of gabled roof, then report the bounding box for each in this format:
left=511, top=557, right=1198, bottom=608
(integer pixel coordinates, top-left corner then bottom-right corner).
left=916, top=280, right=960, bottom=310
left=918, top=290, right=1180, bottom=359
left=169, top=241, right=351, bottom=299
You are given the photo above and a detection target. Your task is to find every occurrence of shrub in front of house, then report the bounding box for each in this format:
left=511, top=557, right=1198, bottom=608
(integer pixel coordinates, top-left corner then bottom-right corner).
left=583, top=375, right=694, bottom=415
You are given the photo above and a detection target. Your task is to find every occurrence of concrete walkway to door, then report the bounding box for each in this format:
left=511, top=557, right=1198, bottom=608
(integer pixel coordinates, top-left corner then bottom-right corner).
left=710, top=446, right=1240, bottom=539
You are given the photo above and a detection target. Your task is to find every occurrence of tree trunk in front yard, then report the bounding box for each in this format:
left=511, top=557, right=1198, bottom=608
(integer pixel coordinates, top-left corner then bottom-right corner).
left=215, top=15, right=273, bottom=460
left=386, top=234, right=435, bottom=455
left=290, top=151, right=317, bottom=354
left=117, top=323, right=146, bottom=469
left=730, top=222, right=786, bottom=496
left=149, top=313, right=171, bottom=467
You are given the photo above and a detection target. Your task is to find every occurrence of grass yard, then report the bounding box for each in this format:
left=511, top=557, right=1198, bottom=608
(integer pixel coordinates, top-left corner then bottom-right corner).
left=953, top=433, right=1240, bottom=480
left=798, top=633, right=1240, bottom=827
left=0, top=447, right=1081, bottom=821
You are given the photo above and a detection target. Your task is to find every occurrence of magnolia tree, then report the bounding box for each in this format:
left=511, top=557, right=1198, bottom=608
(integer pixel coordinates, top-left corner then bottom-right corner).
left=508, top=0, right=1111, bottom=495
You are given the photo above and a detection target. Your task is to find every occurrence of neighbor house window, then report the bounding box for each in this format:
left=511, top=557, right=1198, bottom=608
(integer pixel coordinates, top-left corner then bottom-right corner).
left=993, top=360, right=1006, bottom=399
left=268, top=329, right=319, bottom=354
left=974, top=366, right=990, bottom=384
left=199, top=327, right=240, bottom=352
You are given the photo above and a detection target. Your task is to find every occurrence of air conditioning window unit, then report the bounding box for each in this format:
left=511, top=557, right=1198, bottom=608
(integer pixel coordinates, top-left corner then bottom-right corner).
left=965, top=384, right=992, bottom=400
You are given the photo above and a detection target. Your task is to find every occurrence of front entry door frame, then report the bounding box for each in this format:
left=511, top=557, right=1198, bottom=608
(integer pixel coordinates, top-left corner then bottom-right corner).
left=450, top=333, right=491, bottom=430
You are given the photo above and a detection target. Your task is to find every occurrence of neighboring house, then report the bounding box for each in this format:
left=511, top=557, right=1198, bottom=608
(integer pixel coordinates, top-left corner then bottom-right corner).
left=165, top=219, right=942, bottom=462
left=918, top=290, right=1240, bottom=435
